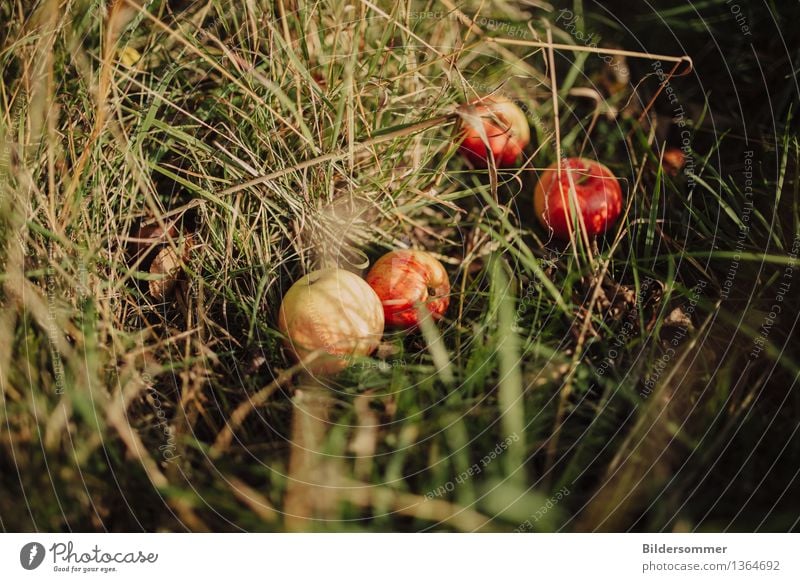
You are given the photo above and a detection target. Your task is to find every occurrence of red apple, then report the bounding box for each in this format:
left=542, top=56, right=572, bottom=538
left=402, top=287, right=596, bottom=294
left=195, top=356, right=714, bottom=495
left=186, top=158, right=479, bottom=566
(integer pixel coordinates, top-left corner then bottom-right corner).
left=278, top=269, right=384, bottom=374
left=459, top=95, right=530, bottom=167
left=534, top=157, right=623, bottom=238
left=365, top=250, right=450, bottom=329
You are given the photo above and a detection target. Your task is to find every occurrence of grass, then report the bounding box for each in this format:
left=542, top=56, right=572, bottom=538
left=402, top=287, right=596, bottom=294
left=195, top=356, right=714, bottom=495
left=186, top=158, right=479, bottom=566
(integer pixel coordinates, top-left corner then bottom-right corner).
left=0, top=0, right=798, bottom=532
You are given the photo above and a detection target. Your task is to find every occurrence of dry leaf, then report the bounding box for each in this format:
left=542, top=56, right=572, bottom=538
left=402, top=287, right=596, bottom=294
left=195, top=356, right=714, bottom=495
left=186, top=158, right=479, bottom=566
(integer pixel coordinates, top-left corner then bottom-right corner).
left=663, top=306, right=693, bottom=330
left=662, top=148, right=686, bottom=176
left=118, top=46, right=141, bottom=67
left=148, top=235, right=195, bottom=300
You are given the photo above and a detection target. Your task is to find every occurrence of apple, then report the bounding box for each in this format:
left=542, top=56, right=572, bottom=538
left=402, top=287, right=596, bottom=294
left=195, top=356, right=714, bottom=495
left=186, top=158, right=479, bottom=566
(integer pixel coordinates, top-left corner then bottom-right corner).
left=534, top=157, right=623, bottom=238
left=278, top=269, right=384, bottom=374
left=459, top=95, right=530, bottom=167
left=365, top=250, right=450, bottom=329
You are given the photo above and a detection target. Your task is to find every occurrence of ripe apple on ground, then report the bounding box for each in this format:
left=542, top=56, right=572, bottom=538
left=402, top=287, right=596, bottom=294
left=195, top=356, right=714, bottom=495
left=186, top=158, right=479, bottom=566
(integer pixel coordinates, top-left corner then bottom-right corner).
left=365, top=249, right=450, bottom=329
left=533, top=157, right=624, bottom=239
left=278, top=269, right=384, bottom=375
left=458, top=95, right=531, bottom=167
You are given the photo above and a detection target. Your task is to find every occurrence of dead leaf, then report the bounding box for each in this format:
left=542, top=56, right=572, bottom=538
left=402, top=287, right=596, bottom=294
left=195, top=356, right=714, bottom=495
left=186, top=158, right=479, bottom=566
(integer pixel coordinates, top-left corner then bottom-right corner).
left=662, top=148, right=686, bottom=176
left=148, top=235, right=195, bottom=300
left=663, top=306, right=693, bottom=331
left=118, top=46, right=141, bottom=67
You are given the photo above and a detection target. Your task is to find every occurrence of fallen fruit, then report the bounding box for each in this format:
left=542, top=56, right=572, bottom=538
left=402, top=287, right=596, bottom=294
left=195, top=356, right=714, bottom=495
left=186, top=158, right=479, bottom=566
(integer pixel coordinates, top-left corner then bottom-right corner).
left=534, top=157, right=623, bottom=238
left=458, top=95, right=530, bottom=167
left=278, top=269, right=384, bottom=374
left=365, top=249, right=450, bottom=329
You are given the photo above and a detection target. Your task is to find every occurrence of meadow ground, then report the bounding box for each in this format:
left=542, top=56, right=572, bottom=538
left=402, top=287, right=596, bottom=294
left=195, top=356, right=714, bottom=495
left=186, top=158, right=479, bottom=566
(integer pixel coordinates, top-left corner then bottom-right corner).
left=1, top=0, right=799, bottom=532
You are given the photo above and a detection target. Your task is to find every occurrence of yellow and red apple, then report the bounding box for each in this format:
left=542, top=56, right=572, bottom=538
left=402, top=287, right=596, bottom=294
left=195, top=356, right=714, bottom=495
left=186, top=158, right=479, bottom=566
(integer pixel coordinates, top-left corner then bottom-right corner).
left=278, top=269, right=384, bottom=374
left=365, top=250, right=450, bottom=329
left=459, top=95, right=530, bottom=167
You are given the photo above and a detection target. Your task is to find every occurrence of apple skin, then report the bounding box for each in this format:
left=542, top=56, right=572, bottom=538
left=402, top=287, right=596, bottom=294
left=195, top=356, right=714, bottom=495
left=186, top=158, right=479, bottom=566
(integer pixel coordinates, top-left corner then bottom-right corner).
left=534, top=157, right=623, bottom=238
left=278, top=269, right=385, bottom=374
left=459, top=96, right=531, bottom=167
left=365, top=250, right=450, bottom=329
